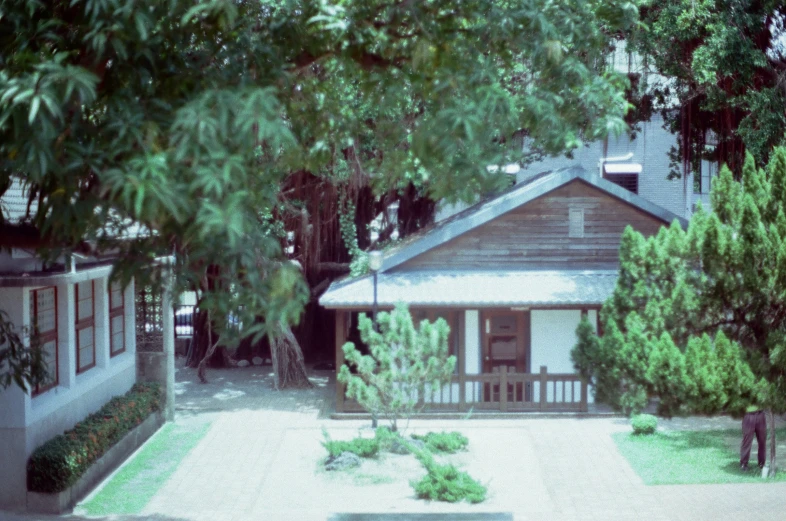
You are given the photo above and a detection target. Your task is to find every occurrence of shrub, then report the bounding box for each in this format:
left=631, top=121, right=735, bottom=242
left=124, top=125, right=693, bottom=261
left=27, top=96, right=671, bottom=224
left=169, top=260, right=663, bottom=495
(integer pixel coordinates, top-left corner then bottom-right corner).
left=631, top=413, right=658, bottom=435
left=374, top=426, right=401, bottom=451
left=27, top=383, right=161, bottom=493
left=411, top=431, right=469, bottom=453
left=410, top=449, right=486, bottom=503
left=322, top=430, right=379, bottom=458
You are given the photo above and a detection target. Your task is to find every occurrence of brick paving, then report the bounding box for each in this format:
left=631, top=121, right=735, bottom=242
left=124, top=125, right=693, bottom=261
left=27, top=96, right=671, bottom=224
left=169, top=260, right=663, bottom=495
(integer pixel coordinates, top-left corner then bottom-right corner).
left=3, top=361, right=785, bottom=521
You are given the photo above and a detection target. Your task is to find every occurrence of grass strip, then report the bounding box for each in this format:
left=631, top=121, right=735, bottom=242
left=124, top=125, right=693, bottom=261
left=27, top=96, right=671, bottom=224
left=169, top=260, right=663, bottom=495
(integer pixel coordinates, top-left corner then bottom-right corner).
left=613, top=427, right=786, bottom=485
left=79, top=420, right=211, bottom=515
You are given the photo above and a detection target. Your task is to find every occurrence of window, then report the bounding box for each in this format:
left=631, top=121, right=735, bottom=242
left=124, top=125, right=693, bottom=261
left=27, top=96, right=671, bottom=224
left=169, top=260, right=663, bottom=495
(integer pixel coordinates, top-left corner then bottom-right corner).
left=411, top=309, right=459, bottom=372
left=75, top=281, right=96, bottom=373
left=604, top=173, right=639, bottom=194
left=109, top=281, right=125, bottom=356
left=30, top=287, right=58, bottom=395
left=569, top=208, right=585, bottom=238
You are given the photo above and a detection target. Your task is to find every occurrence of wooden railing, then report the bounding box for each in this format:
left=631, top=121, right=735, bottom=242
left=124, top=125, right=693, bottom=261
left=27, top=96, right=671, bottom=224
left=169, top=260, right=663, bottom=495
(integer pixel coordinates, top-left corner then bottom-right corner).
left=339, top=365, right=588, bottom=413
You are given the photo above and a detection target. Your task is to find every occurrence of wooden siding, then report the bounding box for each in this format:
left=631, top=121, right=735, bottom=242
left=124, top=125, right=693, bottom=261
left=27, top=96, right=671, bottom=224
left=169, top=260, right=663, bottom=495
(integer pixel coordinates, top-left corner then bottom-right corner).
left=396, top=180, right=668, bottom=271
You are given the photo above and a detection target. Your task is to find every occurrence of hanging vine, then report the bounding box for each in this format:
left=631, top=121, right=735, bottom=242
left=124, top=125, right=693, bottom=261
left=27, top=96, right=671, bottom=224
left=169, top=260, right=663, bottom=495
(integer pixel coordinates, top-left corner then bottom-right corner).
left=339, top=193, right=369, bottom=277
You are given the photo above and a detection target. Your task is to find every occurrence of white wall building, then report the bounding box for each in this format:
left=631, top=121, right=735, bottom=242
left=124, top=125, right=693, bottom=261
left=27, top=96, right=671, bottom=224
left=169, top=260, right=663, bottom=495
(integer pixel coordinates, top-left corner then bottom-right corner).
left=0, top=181, right=140, bottom=510
left=0, top=257, right=137, bottom=510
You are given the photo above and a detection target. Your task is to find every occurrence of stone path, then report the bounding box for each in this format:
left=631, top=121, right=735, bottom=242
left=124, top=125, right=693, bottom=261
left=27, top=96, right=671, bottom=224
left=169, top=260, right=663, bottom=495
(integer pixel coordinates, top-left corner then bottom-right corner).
left=3, top=360, right=785, bottom=521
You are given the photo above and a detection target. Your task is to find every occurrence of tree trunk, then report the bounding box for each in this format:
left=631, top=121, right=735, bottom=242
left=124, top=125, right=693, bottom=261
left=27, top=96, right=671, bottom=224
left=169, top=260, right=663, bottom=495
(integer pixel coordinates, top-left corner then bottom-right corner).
left=269, top=320, right=312, bottom=389
left=186, top=307, right=226, bottom=368
left=766, top=409, right=777, bottom=477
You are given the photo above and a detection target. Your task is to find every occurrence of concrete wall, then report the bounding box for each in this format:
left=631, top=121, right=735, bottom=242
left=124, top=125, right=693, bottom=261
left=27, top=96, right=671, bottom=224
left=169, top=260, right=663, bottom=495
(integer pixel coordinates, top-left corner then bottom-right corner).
left=0, top=275, right=136, bottom=511
left=0, top=250, right=43, bottom=273
left=516, top=116, right=690, bottom=218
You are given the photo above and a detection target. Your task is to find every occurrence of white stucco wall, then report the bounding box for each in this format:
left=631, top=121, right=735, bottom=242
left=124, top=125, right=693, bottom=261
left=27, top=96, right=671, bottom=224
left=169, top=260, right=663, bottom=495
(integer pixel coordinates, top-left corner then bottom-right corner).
left=0, top=274, right=136, bottom=510
left=464, top=310, right=481, bottom=402
left=530, top=309, right=591, bottom=403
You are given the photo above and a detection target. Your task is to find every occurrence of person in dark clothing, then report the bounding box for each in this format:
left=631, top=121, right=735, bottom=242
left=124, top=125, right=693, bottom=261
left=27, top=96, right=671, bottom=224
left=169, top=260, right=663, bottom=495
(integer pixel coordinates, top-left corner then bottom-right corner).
left=740, top=406, right=767, bottom=471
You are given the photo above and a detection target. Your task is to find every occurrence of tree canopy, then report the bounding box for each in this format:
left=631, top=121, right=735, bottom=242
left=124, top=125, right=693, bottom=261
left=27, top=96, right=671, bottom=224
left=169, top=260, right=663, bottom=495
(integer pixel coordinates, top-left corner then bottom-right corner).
left=574, top=149, right=786, bottom=420
left=1, top=0, right=638, bottom=389
left=626, top=1, right=786, bottom=175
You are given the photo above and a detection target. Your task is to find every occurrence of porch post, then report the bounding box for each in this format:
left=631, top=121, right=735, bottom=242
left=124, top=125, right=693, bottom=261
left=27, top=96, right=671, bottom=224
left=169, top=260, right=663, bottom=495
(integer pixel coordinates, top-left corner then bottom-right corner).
left=335, top=310, right=346, bottom=413
left=500, top=366, right=508, bottom=412
left=539, top=365, right=548, bottom=411
left=580, top=377, right=589, bottom=412
left=458, top=311, right=466, bottom=412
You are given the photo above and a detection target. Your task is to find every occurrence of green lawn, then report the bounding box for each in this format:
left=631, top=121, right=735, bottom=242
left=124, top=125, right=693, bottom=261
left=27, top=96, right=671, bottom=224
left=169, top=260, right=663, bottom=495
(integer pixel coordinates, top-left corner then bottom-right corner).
left=78, top=420, right=212, bottom=516
left=613, top=427, right=786, bottom=485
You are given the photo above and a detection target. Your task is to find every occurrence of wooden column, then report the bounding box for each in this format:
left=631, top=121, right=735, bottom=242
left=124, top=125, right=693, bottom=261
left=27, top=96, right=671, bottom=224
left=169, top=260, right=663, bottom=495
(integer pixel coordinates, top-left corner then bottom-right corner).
left=580, top=377, right=589, bottom=412
left=539, top=365, right=548, bottom=411
left=335, top=310, right=347, bottom=413
left=499, top=366, right=508, bottom=412
left=458, top=311, right=466, bottom=412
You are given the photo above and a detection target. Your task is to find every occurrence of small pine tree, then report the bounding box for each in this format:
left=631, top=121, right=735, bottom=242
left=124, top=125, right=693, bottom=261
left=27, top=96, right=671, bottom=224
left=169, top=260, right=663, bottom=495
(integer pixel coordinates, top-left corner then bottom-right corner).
left=338, top=303, right=456, bottom=431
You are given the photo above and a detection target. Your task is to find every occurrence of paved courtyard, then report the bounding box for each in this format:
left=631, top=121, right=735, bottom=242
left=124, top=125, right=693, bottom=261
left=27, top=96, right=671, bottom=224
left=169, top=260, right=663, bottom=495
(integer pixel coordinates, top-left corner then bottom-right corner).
left=3, top=361, right=785, bottom=521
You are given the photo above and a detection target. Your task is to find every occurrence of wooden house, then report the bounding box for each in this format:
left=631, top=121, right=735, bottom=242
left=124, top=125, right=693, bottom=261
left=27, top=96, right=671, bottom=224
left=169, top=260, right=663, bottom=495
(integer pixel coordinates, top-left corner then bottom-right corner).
left=319, top=166, right=688, bottom=414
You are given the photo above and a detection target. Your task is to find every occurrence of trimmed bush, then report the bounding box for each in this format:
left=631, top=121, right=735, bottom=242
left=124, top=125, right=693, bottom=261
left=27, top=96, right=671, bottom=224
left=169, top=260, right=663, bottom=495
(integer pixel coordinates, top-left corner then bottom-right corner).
left=410, top=449, right=486, bottom=503
left=27, top=383, right=161, bottom=493
left=322, top=430, right=379, bottom=458
left=631, top=413, right=658, bottom=435
left=411, top=431, right=469, bottom=453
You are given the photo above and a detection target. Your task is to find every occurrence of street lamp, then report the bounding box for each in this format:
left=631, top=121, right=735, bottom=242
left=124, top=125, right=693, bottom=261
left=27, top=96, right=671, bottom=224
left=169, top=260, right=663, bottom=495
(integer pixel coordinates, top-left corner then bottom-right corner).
left=368, top=250, right=384, bottom=330
left=367, top=250, right=383, bottom=429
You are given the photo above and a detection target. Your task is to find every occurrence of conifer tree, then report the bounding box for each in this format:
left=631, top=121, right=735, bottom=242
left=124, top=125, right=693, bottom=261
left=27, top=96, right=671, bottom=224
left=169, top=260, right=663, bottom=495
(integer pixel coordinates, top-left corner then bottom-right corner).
left=338, top=303, right=456, bottom=431
left=573, top=149, right=786, bottom=476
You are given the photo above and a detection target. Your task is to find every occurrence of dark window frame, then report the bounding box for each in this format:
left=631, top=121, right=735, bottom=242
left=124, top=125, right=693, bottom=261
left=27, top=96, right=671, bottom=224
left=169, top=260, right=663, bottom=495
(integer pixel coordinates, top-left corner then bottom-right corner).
left=109, top=281, right=126, bottom=357
left=75, top=280, right=96, bottom=374
left=31, top=286, right=59, bottom=396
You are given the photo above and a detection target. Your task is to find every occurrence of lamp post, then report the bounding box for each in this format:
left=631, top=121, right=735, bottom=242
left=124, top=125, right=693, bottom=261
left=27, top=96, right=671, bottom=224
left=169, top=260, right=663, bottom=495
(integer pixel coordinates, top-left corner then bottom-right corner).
left=367, top=250, right=383, bottom=429
left=368, top=251, right=383, bottom=330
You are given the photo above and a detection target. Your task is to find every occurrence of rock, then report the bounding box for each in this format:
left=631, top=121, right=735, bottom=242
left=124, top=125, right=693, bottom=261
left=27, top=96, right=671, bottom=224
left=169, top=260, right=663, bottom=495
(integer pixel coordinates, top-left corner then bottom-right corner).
left=389, top=437, right=425, bottom=455
left=227, top=358, right=239, bottom=367
left=237, top=360, right=250, bottom=367
left=325, top=451, right=361, bottom=471
left=252, top=357, right=264, bottom=366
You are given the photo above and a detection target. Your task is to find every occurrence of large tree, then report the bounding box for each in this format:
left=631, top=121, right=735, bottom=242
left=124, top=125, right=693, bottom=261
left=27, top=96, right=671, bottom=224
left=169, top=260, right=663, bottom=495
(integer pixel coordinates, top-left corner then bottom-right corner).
left=573, top=149, right=786, bottom=475
left=1, top=0, right=638, bottom=390
left=626, top=1, right=786, bottom=176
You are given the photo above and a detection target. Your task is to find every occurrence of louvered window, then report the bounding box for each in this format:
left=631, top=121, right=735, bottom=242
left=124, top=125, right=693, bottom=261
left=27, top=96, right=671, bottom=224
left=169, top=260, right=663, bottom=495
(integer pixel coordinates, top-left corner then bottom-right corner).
left=30, top=287, right=58, bottom=395
left=569, top=208, right=585, bottom=238
left=75, top=281, right=96, bottom=373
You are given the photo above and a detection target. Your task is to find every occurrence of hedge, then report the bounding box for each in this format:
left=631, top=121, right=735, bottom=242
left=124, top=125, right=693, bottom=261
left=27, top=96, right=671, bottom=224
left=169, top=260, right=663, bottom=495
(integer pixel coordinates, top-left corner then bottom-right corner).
left=27, top=382, right=162, bottom=493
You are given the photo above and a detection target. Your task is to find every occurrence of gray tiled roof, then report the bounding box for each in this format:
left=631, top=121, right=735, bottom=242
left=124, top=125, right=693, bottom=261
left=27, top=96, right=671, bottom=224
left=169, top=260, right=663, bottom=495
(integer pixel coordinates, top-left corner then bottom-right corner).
left=319, top=270, right=618, bottom=308
left=379, top=166, right=688, bottom=273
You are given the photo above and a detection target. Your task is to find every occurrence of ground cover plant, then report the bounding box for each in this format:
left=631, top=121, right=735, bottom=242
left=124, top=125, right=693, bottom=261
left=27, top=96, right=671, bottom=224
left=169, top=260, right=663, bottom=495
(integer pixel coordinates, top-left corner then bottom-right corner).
left=320, top=426, right=484, bottom=503
left=77, top=420, right=211, bottom=516
left=614, top=427, right=786, bottom=485
left=322, top=430, right=379, bottom=459
left=411, top=431, right=469, bottom=453
left=27, top=383, right=161, bottom=493
left=410, top=448, right=486, bottom=503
